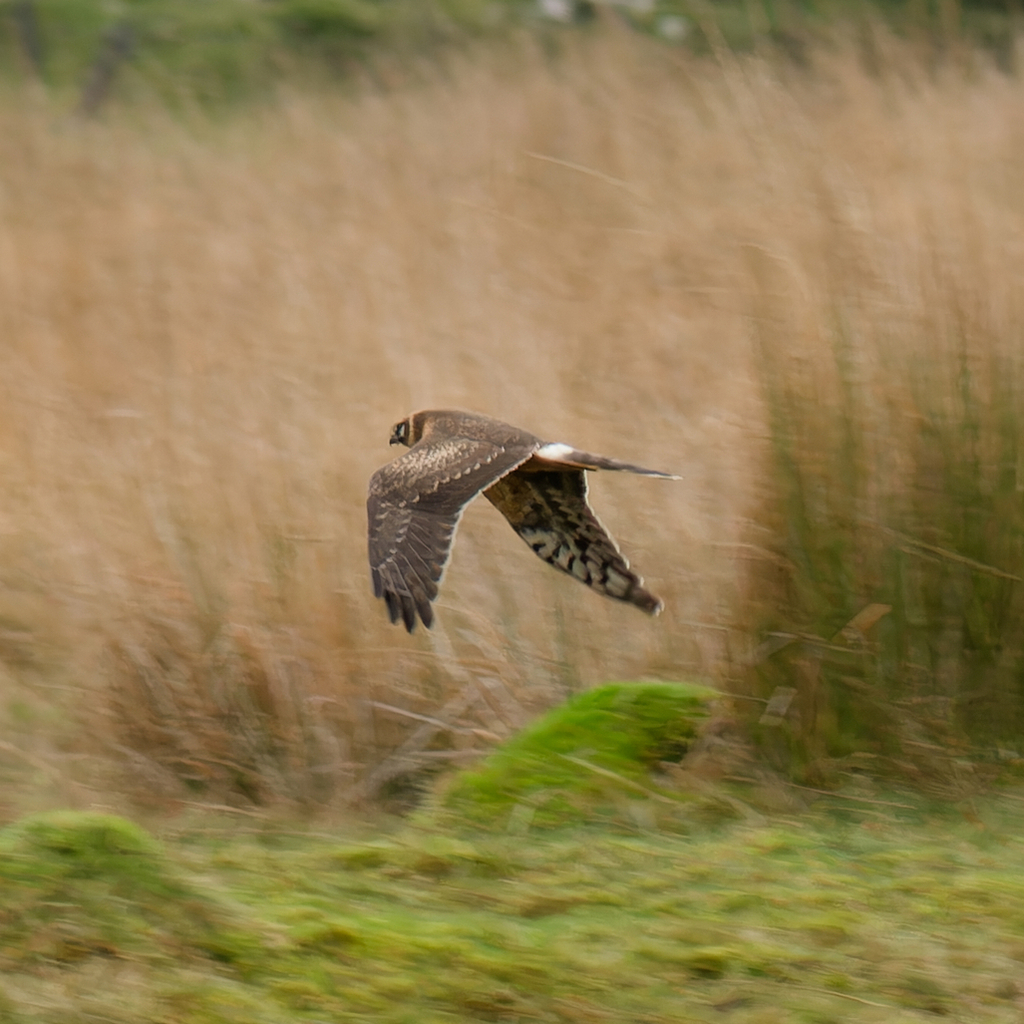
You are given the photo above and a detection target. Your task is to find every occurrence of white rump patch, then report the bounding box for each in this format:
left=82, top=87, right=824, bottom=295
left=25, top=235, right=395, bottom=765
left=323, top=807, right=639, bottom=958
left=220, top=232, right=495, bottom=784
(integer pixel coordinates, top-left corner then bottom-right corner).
left=535, top=443, right=576, bottom=462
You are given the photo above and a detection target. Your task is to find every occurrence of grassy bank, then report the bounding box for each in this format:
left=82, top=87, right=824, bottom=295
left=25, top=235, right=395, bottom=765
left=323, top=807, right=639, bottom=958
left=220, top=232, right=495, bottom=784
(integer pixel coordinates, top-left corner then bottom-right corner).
left=3, top=795, right=1024, bottom=1022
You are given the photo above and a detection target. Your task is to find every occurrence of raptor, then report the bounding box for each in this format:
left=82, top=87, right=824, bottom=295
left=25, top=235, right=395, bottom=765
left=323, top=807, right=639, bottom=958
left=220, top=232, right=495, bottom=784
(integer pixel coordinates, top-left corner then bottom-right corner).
left=367, top=410, right=678, bottom=632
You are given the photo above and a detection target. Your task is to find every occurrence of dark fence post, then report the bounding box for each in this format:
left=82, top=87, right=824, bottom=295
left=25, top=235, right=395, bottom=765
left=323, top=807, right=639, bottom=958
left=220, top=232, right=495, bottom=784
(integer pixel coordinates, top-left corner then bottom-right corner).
left=77, top=21, right=134, bottom=117
left=12, top=0, right=45, bottom=78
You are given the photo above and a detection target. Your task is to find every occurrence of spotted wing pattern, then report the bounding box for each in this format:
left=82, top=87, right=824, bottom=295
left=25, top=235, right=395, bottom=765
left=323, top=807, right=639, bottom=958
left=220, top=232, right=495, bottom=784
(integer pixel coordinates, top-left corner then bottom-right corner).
left=483, top=468, right=664, bottom=615
left=367, top=437, right=537, bottom=631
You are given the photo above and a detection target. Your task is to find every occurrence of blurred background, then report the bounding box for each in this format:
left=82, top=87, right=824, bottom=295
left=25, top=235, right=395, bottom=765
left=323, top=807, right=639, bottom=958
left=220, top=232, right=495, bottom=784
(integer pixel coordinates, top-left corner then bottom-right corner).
left=0, top=0, right=1022, bottom=815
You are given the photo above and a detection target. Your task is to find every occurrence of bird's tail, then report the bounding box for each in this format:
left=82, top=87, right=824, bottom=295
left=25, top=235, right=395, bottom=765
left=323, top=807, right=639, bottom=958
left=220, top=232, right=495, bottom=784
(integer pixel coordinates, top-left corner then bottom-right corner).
left=533, top=443, right=679, bottom=479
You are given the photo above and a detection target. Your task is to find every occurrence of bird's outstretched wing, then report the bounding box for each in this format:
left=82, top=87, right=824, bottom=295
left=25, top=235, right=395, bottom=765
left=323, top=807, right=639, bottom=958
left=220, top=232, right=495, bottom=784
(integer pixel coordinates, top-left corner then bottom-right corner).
left=483, top=467, right=664, bottom=614
left=367, top=437, right=537, bottom=631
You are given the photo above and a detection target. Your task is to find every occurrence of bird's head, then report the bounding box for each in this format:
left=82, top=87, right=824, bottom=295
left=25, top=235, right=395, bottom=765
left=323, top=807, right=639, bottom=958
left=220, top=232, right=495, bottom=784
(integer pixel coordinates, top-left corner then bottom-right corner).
left=389, top=411, right=442, bottom=447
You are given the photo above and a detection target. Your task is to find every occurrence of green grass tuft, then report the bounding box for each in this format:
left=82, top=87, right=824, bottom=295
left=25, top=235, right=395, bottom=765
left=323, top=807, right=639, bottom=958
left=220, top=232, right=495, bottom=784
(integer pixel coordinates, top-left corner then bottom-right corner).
left=0, top=811, right=251, bottom=968
left=748, top=263, right=1024, bottom=784
left=435, top=681, right=718, bottom=828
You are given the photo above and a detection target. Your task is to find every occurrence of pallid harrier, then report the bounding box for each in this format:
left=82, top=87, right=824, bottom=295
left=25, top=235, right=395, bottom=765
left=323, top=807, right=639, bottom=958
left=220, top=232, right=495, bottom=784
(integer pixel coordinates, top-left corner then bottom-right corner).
left=367, top=410, right=679, bottom=632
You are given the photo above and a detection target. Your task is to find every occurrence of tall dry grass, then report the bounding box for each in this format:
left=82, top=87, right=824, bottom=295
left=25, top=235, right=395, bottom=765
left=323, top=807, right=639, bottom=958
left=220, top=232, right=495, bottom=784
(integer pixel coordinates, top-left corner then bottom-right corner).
left=742, top=41, right=1024, bottom=787
left=0, top=28, right=1022, bottom=811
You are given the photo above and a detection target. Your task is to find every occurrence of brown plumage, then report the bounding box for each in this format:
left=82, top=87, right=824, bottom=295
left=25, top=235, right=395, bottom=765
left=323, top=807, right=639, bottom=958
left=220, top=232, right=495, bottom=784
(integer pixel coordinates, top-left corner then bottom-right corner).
left=367, top=410, right=678, bottom=632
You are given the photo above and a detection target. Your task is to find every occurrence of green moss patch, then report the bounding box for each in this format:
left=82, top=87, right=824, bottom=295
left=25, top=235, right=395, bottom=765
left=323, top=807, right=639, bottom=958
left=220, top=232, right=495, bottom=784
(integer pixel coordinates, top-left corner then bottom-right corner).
left=434, top=681, right=718, bottom=829
left=0, top=811, right=246, bottom=968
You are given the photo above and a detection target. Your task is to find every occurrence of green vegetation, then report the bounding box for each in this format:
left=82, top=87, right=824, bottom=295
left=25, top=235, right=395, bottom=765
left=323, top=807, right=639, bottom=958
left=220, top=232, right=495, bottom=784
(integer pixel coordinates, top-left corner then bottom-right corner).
left=748, top=240, right=1024, bottom=782
left=0, top=0, right=526, bottom=107
left=1, top=0, right=1020, bottom=111
left=3, top=797, right=1024, bottom=1022
left=437, top=681, right=717, bottom=829
left=0, top=811, right=250, bottom=967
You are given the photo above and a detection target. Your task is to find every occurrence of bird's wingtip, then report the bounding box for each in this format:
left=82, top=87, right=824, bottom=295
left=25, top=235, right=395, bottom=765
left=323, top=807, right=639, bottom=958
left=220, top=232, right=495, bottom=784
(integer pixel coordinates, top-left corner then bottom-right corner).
left=631, top=586, right=665, bottom=616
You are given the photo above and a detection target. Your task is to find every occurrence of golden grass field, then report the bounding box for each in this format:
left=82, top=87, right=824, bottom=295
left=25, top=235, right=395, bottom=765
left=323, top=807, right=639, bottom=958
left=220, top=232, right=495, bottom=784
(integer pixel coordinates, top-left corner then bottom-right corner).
left=1, top=28, right=1022, bottom=812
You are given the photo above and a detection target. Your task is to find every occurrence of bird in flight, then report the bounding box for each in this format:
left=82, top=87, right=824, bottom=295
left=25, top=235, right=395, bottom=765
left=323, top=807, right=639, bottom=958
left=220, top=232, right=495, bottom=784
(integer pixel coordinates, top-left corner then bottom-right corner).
left=367, top=410, right=679, bottom=632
